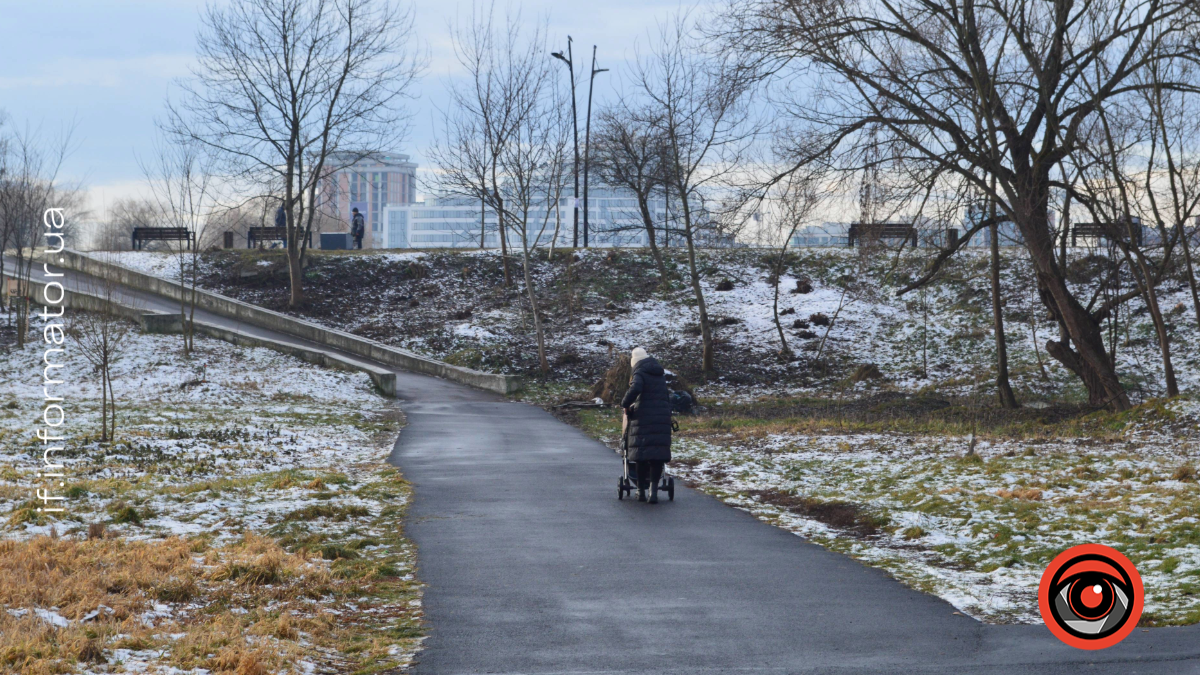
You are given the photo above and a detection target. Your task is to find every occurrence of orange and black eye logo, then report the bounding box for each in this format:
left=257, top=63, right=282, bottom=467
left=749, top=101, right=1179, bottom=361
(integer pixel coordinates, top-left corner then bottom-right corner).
left=1038, top=544, right=1143, bottom=650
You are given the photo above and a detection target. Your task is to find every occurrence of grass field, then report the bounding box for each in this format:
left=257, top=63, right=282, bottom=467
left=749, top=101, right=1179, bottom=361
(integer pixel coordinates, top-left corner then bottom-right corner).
left=0, top=324, right=422, bottom=674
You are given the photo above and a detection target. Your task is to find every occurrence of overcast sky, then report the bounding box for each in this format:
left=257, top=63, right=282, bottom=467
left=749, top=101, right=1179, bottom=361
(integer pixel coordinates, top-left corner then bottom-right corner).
left=0, top=0, right=706, bottom=217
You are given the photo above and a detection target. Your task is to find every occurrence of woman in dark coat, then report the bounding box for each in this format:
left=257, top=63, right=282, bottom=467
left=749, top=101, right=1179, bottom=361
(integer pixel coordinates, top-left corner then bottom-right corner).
left=621, top=347, right=672, bottom=503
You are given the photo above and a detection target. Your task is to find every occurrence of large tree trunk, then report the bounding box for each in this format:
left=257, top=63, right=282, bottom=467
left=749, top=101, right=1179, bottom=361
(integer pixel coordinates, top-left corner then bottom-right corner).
left=108, top=370, right=117, bottom=442
left=1017, top=189, right=1129, bottom=410
left=178, top=251, right=193, bottom=353
left=989, top=201, right=1018, bottom=408
left=1038, top=272, right=1129, bottom=409
left=100, top=364, right=109, bottom=443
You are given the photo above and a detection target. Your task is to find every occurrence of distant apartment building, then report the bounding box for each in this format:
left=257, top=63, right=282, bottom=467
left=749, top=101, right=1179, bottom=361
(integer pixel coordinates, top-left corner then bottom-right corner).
left=322, top=151, right=418, bottom=248
left=382, top=187, right=707, bottom=250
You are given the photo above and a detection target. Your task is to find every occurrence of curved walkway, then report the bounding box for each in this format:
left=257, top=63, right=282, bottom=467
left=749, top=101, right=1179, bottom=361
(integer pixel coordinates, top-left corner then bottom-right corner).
left=21, top=258, right=1200, bottom=674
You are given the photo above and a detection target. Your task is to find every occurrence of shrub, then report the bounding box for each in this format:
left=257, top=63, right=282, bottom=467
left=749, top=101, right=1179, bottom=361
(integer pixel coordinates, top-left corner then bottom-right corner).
left=792, top=278, right=814, bottom=294
left=110, top=503, right=143, bottom=526
left=1171, top=465, right=1196, bottom=482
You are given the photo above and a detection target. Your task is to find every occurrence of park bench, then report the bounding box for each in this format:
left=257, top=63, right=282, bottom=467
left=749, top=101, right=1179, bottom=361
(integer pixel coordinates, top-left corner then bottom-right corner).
left=247, top=226, right=311, bottom=248
left=131, top=227, right=195, bottom=251
left=1071, top=222, right=1144, bottom=247
left=847, top=222, right=918, bottom=247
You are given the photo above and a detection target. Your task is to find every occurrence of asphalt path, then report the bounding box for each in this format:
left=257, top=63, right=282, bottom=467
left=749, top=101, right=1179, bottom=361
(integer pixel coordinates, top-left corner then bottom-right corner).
left=17, top=256, right=1200, bottom=674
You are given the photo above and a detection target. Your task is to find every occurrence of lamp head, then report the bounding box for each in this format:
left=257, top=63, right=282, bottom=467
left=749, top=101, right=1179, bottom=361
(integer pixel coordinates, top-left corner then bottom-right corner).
left=552, top=51, right=568, bottom=63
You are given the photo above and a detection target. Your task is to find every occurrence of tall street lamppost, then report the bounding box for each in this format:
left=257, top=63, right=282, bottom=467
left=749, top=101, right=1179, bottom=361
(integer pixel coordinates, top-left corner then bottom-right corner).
left=582, top=45, right=609, bottom=248
left=551, top=38, right=580, bottom=248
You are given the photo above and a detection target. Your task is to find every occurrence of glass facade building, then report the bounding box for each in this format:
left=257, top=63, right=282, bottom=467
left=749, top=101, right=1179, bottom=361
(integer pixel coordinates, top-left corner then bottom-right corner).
left=382, top=188, right=694, bottom=250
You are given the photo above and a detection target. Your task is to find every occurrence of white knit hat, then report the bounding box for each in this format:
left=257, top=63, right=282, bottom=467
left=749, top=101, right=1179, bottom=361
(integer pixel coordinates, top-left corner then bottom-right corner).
left=630, top=347, right=649, bottom=369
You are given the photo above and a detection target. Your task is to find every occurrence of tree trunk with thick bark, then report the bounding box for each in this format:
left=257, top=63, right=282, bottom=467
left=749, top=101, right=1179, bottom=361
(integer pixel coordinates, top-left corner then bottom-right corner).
left=1015, top=178, right=1130, bottom=410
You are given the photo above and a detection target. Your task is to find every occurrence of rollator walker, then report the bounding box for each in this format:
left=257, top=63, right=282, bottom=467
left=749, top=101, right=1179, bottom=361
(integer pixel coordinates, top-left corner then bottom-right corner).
left=617, top=414, right=676, bottom=501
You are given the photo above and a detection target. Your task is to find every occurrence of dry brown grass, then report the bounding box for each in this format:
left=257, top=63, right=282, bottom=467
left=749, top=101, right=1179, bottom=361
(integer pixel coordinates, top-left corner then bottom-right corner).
left=0, top=535, right=195, bottom=622
left=169, top=613, right=295, bottom=674
left=1171, top=464, right=1197, bottom=482
left=0, top=533, right=331, bottom=674
left=996, top=487, right=1044, bottom=501
left=0, top=536, right=195, bottom=673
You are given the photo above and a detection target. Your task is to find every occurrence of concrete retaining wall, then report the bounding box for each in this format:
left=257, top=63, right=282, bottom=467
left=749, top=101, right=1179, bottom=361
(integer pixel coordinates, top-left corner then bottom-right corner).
left=29, top=278, right=147, bottom=322
left=43, top=250, right=522, bottom=395
left=26, top=278, right=397, bottom=397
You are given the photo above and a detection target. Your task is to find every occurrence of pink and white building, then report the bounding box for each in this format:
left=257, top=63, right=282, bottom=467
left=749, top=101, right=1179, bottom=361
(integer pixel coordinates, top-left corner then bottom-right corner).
left=322, top=151, right=418, bottom=248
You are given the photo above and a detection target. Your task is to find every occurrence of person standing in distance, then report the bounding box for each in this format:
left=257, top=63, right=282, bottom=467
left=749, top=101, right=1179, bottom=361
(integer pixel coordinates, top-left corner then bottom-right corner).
left=273, top=202, right=287, bottom=249
left=351, top=208, right=365, bottom=249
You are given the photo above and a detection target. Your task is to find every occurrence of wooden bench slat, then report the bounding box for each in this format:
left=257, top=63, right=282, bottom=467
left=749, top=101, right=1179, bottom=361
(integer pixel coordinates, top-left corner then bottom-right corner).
left=1071, top=222, right=1144, bottom=247
left=131, top=228, right=195, bottom=250
left=246, top=227, right=311, bottom=249
left=847, top=222, right=918, bottom=247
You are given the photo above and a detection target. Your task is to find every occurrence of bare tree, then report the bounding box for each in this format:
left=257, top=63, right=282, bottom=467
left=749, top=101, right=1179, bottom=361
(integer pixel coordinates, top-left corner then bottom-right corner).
left=632, top=13, right=759, bottom=375
left=502, top=75, right=572, bottom=374
left=171, top=0, right=422, bottom=306
left=1063, top=60, right=1200, bottom=400
left=142, top=136, right=216, bottom=354
left=69, top=271, right=131, bottom=443
left=93, top=198, right=162, bottom=251
left=431, top=4, right=569, bottom=371
left=591, top=107, right=671, bottom=282
left=722, top=0, right=1200, bottom=409
left=430, top=2, right=547, bottom=287
left=1140, top=57, right=1200, bottom=337
left=765, top=170, right=822, bottom=359
left=0, top=120, right=75, bottom=348
left=0, top=117, right=10, bottom=322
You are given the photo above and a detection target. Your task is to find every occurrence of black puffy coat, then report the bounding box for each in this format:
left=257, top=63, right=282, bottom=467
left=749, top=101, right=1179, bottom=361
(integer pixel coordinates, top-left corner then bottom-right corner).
left=620, top=357, right=672, bottom=462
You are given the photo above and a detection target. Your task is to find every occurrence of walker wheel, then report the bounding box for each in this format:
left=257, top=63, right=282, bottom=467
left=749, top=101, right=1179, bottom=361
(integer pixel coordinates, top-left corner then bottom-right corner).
left=618, top=478, right=624, bottom=500
left=667, top=477, right=675, bottom=501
